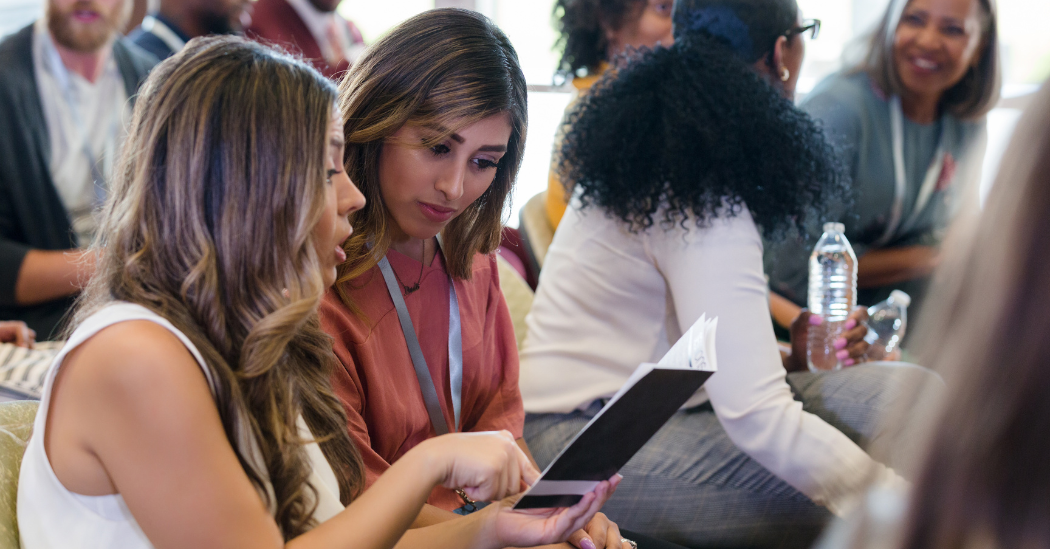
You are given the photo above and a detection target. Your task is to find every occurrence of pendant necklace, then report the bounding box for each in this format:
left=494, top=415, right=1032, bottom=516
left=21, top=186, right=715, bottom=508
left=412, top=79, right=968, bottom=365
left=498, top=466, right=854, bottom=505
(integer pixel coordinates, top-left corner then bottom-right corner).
left=393, top=239, right=426, bottom=295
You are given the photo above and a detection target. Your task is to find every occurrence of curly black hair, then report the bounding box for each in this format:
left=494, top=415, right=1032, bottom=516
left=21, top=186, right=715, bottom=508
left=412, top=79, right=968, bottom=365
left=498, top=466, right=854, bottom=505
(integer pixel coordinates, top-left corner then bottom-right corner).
left=556, top=33, right=849, bottom=239
left=553, top=0, right=646, bottom=76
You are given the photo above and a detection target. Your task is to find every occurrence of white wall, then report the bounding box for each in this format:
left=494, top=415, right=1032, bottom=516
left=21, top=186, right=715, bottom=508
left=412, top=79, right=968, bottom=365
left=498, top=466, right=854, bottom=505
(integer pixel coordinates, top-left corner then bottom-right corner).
left=0, top=0, right=42, bottom=38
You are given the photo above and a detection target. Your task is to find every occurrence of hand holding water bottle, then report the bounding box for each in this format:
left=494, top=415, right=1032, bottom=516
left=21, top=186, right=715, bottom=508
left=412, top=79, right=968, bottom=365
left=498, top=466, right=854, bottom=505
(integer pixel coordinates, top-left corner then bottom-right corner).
left=786, top=306, right=870, bottom=372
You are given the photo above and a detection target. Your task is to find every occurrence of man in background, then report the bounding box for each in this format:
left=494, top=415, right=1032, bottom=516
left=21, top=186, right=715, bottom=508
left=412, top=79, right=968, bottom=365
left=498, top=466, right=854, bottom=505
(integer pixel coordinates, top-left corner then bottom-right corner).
left=128, top=0, right=253, bottom=60
left=0, top=0, right=155, bottom=339
left=248, top=0, right=365, bottom=80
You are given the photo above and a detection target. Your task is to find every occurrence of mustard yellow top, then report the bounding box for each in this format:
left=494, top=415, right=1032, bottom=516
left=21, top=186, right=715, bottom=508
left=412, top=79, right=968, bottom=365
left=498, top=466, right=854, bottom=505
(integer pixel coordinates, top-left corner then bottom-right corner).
left=544, top=64, right=608, bottom=228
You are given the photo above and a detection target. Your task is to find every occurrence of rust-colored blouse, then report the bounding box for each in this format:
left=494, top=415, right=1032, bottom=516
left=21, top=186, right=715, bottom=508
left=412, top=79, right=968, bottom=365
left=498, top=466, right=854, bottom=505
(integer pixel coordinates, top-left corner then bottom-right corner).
left=320, top=249, right=524, bottom=510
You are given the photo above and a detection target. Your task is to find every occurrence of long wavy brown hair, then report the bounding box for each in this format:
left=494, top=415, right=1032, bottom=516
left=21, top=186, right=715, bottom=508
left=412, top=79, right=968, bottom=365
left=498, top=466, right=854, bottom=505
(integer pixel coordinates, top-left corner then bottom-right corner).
left=894, top=82, right=1050, bottom=549
left=75, top=36, right=364, bottom=539
left=334, top=8, right=527, bottom=305
left=834, top=83, right=1050, bottom=549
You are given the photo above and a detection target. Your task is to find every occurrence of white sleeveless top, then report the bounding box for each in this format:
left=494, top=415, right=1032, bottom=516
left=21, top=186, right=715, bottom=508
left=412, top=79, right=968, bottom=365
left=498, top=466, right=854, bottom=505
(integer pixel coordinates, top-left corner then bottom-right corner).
left=17, top=302, right=345, bottom=548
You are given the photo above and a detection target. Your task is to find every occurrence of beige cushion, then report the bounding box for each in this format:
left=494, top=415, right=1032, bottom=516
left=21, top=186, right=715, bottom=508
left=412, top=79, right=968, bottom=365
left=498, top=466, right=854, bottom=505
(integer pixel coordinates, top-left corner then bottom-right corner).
left=495, top=255, right=535, bottom=350
left=0, top=401, right=38, bottom=549
left=519, top=191, right=554, bottom=269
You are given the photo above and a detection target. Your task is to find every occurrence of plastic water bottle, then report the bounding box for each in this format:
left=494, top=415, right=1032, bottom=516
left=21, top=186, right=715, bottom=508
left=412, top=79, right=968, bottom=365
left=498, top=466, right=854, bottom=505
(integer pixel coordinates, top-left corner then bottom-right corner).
left=807, top=223, right=857, bottom=371
left=863, top=290, right=911, bottom=361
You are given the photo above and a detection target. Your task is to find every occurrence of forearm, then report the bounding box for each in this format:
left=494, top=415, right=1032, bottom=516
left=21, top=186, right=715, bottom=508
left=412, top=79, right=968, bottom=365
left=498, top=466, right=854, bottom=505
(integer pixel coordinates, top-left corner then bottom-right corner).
left=395, top=510, right=493, bottom=549
left=290, top=444, right=477, bottom=549
left=857, top=246, right=939, bottom=289
left=769, top=291, right=802, bottom=330
left=408, top=499, right=572, bottom=549
left=14, top=249, right=95, bottom=305
left=411, top=503, right=459, bottom=528
left=406, top=438, right=534, bottom=529
left=398, top=509, right=573, bottom=549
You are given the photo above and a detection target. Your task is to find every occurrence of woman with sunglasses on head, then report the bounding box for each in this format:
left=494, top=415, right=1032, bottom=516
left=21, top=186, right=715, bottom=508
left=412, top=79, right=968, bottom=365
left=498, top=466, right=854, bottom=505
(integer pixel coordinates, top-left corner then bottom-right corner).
left=765, top=0, right=1000, bottom=329
left=519, top=0, right=936, bottom=547
left=16, top=35, right=614, bottom=549
left=318, top=9, right=678, bottom=549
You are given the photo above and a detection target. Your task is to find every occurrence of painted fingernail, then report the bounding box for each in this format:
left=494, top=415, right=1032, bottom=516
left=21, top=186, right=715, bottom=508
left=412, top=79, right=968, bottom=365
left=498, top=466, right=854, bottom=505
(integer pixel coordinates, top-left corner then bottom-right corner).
left=844, top=359, right=855, bottom=366
left=582, top=539, right=597, bottom=549
left=836, top=350, right=849, bottom=360
left=809, top=315, right=823, bottom=325
left=845, top=319, right=857, bottom=329
left=834, top=338, right=847, bottom=350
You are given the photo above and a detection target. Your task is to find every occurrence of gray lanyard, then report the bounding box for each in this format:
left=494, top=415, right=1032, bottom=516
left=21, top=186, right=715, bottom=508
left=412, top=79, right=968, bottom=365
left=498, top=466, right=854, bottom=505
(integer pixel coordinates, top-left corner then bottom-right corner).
left=376, top=240, right=463, bottom=435
left=874, top=95, right=949, bottom=247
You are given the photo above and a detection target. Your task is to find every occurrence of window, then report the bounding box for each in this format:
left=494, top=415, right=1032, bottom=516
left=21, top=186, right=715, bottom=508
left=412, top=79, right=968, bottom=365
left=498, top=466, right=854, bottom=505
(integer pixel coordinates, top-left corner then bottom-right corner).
left=0, top=0, right=41, bottom=38
left=336, top=0, right=433, bottom=43
left=798, top=0, right=1050, bottom=92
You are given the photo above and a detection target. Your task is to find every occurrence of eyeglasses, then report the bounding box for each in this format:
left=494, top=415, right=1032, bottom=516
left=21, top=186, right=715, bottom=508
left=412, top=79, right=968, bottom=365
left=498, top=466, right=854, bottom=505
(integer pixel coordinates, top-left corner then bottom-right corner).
left=784, top=19, right=821, bottom=40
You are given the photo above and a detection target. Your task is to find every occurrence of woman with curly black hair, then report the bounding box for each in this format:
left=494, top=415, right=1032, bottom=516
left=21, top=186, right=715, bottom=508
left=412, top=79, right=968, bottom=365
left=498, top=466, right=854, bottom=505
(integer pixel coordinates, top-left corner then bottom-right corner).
left=544, top=0, right=674, bottom=230
left=519, top=0, right=935, bottom=547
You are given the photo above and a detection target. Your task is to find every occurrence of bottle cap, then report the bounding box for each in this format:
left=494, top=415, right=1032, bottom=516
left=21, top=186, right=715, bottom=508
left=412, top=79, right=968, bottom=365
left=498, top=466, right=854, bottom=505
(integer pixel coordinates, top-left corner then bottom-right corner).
left=889, top=290, right=911, bottom=307
left=823, top=222, right=845, bottom=234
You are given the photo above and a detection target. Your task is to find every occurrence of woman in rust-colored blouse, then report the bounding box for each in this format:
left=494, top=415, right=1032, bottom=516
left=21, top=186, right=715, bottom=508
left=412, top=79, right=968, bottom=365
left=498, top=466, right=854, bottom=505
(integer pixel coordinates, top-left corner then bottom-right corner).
left=318, top=8, right=529, bottom=515
left=316, top=8, right=672, bottom=549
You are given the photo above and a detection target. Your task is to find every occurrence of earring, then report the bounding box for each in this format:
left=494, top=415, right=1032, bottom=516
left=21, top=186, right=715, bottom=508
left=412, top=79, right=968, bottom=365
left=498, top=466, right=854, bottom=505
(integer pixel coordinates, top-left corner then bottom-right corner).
left=780, top=67, right=790, bottom=82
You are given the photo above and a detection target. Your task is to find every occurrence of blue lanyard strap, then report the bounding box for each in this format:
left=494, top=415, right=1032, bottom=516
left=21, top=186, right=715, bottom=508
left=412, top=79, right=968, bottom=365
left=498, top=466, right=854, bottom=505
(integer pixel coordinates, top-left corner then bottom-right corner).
left=376, top=243, right=463, bottom=435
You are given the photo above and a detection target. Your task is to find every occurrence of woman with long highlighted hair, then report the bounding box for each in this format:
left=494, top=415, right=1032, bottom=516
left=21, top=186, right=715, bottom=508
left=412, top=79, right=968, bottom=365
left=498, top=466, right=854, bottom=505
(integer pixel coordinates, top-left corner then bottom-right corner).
left=320, top=8, right=671, bottom=549
left=16, top=35, right=612, bottom=549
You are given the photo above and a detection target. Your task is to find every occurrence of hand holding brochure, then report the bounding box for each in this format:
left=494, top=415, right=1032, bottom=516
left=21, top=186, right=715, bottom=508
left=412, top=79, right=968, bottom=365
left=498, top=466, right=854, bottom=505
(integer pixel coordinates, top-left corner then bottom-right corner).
left=514, top=315, right=718, bottom=509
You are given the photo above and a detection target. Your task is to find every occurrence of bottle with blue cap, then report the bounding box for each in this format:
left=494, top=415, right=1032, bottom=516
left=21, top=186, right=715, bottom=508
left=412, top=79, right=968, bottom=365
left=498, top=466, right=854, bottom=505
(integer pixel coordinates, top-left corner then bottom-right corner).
left=807, top=222, right=857, bottom=371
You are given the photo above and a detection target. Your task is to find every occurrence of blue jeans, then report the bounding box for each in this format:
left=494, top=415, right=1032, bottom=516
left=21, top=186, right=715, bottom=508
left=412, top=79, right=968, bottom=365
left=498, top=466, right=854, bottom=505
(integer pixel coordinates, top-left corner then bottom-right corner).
left=524, top=363, right=935, bottom=549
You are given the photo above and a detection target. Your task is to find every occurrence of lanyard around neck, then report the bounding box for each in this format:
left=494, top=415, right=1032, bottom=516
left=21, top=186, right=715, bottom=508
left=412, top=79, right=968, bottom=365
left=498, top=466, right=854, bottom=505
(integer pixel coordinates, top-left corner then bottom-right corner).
left=376, top=238, right=463, bottom=435
left=141, top=15, right=187, bottom=55
left=874, top=95, right=949, bottom=248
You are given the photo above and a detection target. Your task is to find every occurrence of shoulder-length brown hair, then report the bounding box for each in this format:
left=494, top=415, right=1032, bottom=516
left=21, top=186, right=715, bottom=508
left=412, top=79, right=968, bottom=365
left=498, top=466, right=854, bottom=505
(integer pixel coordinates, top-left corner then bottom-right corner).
left=857, top=0, right=1000, bottom=120
left=77, top=36, right=363, bottom=539
left=335, top=8, right=527, bottom=295
left=896, top=81, right=1050, bottom=548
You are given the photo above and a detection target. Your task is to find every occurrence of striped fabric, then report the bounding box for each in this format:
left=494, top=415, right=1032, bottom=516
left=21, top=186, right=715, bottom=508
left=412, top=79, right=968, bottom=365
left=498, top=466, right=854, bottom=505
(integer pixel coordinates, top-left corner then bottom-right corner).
left=0, top=342, right=62, bottom=399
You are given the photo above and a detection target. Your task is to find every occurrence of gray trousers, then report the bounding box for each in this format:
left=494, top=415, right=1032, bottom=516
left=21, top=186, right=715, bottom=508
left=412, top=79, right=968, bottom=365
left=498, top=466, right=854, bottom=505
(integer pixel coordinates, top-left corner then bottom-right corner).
left=524, top=363, right=936, bottom=549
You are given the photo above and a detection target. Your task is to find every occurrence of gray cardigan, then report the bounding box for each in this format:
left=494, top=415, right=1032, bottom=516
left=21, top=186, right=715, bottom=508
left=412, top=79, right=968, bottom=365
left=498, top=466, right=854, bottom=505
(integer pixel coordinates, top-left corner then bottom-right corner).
left=0, top=24, right=156, bottom=339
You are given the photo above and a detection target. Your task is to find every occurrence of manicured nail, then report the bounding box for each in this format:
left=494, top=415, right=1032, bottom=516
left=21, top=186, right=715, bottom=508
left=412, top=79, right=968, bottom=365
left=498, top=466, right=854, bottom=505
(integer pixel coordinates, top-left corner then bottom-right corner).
left=582, top=539, right=597, bottom=549
left=844, top=319, right=857, bottom=330
left=844, top=358, right=855, bottom=366
left=836, top=350, right=849, bottom=360
left=809, top=315, right=823, bottom=325
left=834, top=338, right=847, bottom=350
